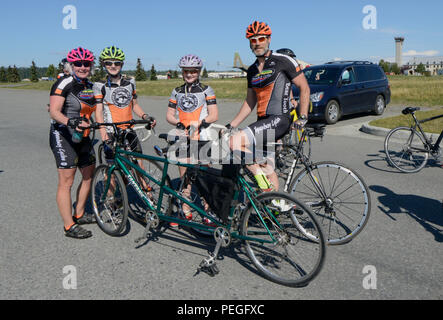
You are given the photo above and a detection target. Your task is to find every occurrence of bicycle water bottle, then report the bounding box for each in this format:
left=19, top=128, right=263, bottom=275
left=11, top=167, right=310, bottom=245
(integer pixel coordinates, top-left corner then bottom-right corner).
left=72, top=130, right=83, bottom=143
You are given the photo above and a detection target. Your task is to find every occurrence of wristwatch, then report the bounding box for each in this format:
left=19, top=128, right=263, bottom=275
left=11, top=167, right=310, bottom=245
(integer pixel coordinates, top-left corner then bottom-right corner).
left=299, top=114, right=308, bottom=120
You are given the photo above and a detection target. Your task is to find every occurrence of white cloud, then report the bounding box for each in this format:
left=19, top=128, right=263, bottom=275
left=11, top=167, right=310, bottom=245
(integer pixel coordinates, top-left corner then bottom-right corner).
left=402, top=50, right=439, bottom=57
left=333, top=57, right=343, bottom=61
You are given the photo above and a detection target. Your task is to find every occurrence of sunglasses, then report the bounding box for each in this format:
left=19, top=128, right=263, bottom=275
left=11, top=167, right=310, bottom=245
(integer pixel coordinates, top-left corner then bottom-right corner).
left=104, top=61, right=123, bottom=67
left=72, top=61, right=91, bottom=67
left=249, top=36, right=268, bottom=44
left=182, top=69, right=200, bottom=74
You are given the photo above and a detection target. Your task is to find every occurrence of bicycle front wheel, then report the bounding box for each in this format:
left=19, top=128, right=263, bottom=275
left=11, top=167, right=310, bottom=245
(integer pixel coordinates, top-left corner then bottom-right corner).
left=91, top=165, right=129, bottom=236
left=289, top=162, right=371, bottom=245
left=97, top=143, right=105, bottom=165
left=127, top=158, right=173, bottom=224
left=384, top=126, right=429, bottom=173
left=240, top=192, right=326, bottom=287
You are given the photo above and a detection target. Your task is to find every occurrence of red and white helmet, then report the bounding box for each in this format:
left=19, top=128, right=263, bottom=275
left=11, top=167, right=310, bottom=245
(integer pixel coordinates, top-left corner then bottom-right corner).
left=67, top=47, right=94, bottom=62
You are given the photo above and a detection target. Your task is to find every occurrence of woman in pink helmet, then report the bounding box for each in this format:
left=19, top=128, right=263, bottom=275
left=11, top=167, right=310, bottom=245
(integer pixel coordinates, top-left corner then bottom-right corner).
left=49, top=47, right=97, bottom=239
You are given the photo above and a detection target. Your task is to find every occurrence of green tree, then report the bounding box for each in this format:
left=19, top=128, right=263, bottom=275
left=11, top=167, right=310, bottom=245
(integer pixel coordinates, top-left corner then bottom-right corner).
left=379, top=59, right=390, bottom=73
left=135, top=58, right=147, bottom=81
left=202, top=68, right=208, bottom=78
left=30, top=61, right=39, bottom=82
left=173, top=70, right=179, bottom=79
left=0, top=67, right=7, bottom=82
left=91, top=63, right=107, bottom=82
left=415, top=63, right=426, bottom=74
left=391, top=63, right=400, bottom=75
left=14, top=66, right=21, bottom=82
left=150, top=64, right=157, bottom=81
left=7, top=65, right=20, bottom=82
left=46, top=64, right=57, bottom=78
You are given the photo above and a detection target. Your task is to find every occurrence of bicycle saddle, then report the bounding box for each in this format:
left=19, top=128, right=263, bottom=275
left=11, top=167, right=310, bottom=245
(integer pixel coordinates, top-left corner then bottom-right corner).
left=402, top=107, right=420, bottom=115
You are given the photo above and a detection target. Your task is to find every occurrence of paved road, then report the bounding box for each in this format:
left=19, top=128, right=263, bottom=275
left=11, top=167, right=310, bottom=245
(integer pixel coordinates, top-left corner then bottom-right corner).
left=1, top=88, right=442, bottom=300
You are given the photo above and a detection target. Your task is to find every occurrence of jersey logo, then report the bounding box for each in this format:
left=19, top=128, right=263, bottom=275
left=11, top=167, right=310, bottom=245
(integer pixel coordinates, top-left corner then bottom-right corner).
left=178, top=94, right=199, bottom=112
left=251, top=69, right=274, bottom=85
left=111, top=87, right=132, bottom=108
left=77, top=89, right=94, bottom=100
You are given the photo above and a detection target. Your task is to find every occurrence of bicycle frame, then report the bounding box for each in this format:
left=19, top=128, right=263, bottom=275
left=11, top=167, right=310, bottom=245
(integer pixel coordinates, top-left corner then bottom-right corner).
left=411, top=112, right=443, bottom=152
left=102, top=145, right=281, bottom=244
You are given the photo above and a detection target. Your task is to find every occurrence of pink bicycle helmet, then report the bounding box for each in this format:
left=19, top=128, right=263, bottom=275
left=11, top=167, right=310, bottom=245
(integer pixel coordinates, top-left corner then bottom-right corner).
left=67, top=47, right=94, bottom=62
left=178, top=54, right=203, bottom=68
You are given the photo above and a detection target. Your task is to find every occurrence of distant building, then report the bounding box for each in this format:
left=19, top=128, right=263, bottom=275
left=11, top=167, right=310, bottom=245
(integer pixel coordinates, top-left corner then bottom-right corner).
left=208, top=71, right=246, bottom=79
left=403, top=56, right=443, bottom=75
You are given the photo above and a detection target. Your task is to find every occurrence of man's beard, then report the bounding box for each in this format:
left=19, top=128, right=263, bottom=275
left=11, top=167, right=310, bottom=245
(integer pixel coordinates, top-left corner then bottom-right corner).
left=253, top=45, right=270, bottom=57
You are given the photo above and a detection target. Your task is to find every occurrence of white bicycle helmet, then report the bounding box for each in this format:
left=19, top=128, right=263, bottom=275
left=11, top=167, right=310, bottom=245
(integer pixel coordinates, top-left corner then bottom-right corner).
left=179, top=54, right=203, bottom=68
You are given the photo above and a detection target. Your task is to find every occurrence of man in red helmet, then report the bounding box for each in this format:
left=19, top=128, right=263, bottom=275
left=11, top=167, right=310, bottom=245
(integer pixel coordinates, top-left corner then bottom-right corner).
left=224, top=21, right=310, bottom=191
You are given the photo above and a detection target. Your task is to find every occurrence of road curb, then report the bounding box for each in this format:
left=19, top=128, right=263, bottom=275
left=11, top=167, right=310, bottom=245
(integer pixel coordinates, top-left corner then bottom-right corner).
left=360, top=122, right=440, bottom=140
left=360, top=122, right=390, bottom=137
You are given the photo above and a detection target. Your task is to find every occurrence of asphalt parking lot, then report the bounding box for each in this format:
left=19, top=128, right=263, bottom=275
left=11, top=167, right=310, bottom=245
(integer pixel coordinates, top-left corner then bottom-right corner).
left=1, top=88, right=442, bottom=300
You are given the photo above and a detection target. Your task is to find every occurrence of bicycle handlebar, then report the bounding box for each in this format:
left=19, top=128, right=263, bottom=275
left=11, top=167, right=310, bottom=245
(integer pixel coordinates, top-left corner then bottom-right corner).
left=79, top=119, right=154, bottom=130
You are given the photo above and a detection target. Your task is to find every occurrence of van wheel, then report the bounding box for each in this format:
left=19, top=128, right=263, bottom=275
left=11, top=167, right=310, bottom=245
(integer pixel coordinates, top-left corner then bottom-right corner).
left=325, top=100, right=340, bottom=124
left=374, top=95, right=385, bottom=115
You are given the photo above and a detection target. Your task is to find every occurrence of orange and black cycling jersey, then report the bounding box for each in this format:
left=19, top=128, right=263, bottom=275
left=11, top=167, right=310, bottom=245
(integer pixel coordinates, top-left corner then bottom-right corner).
left=168, top=81, right=216, bottom=141
left=247, top=51, right=302, bottom=118
left=50, top=75, right=96, bottom=136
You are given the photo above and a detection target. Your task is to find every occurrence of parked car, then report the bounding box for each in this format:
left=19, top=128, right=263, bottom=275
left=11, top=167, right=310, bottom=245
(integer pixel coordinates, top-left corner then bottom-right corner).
left=293, top=61, right=391, bottom=124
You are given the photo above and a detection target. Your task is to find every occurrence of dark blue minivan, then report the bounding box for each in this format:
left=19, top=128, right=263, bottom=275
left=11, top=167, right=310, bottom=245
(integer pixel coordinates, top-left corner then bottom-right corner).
left=293, top=61, right=391, bottom=124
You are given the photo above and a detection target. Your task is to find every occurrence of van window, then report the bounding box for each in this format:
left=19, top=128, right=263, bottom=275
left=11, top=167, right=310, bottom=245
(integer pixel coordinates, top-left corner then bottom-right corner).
left=303, top=67, right=340, bottom=85
left=340, top=68, right=356, bottom=84
left=354, top=66, right=371, bottom=82
left=371, top=66, right=385, bottom=80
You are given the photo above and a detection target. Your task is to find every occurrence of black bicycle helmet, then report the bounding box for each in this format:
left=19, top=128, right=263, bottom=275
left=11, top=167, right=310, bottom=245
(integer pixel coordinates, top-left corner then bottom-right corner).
left=276, top=48, right=296, bottom=58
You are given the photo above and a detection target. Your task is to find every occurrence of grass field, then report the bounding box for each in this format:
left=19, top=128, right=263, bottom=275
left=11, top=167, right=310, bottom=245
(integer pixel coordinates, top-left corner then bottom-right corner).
left=369, top=107, right=443, bottom=134
left=387, top=75, right=443, bottom=107
left=1, top=75, right=442, bottom=106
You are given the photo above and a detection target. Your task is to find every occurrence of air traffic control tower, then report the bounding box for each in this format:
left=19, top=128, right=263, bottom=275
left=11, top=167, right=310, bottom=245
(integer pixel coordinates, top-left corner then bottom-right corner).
left=395, top=37, right=404, bottom=67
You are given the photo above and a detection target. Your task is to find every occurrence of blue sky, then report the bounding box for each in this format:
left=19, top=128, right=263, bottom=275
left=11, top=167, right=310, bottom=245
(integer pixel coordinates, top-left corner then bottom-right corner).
left=1, top=0, right=442, bottom=70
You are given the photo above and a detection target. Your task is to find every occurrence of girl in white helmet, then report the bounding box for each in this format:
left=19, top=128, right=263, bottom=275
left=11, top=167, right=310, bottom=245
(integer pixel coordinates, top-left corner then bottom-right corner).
left=166, top=54, right=219, bottom=226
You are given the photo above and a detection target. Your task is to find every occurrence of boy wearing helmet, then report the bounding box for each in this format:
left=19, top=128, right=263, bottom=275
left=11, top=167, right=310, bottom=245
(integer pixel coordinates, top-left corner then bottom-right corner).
left=225, top=21, right=310, bottom=192
left=94, top=46, right=156, bottom=159
left=49, top=47, right=97, bottom=239
left=166, top=54, right=219, bottom=226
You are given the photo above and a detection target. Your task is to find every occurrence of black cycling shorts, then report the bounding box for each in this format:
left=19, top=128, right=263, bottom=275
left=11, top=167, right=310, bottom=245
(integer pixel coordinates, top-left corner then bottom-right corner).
left=49, top=124, right=96, bottom=169
left=244, top=114, right=291, bottom=149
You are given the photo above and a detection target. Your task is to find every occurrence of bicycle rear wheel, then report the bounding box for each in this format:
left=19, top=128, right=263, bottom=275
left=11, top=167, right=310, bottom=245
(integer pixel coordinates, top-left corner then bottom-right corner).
left=91, top=165, right=128, bottom=236
left=289, top=161, right=371, bottom=245
left=384, top=126, right=429, bottom=173
left=240, top=192, right=326, bottom=287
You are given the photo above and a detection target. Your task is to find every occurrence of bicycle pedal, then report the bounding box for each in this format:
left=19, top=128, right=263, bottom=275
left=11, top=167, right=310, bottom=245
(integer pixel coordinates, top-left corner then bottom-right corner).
left=197, top=264, right=219, bottom=277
